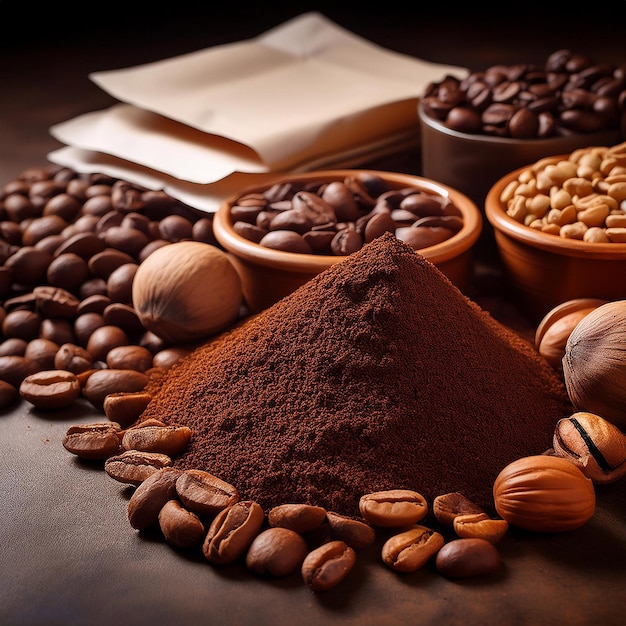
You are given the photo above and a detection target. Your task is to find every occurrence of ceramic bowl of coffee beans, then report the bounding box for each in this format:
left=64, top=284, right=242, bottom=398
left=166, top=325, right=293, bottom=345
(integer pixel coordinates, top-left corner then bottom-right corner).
left=213, top=169, right=482, bottom=313
left=485, top=140, right=626, bottom=323
left=419, top=48, right=625, bottom=206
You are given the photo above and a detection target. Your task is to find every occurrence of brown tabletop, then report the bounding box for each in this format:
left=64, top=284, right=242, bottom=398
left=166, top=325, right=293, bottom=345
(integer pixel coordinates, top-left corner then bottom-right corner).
left=1, top=4, right=625, bottom=625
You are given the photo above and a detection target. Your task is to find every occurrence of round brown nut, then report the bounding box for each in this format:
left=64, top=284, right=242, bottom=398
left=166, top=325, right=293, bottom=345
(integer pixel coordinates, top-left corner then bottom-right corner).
left=20, top=369, right=81, bottom=409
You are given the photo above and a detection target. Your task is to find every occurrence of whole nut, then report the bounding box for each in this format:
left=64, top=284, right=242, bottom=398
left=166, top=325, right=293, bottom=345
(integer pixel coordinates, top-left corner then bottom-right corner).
left=493, top=455, right=596, bottom=532
left=552, top=411, right=626, bottom=483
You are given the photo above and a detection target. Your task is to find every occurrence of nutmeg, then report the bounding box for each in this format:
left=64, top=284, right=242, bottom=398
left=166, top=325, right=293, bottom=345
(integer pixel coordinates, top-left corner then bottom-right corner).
left=132, top=241, right=243, bottom=344
left=562, top=299, right=626, bottom=430
left=493, top=455, right=596, bottom=532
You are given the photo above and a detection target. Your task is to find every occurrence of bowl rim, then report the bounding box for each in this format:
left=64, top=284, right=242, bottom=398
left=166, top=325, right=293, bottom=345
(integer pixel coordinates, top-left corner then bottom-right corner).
left=417, top=101, right=622, bottom=147
left=214, top=169, right=483, bottom=273
left=485, top=161, right=626, bottom=260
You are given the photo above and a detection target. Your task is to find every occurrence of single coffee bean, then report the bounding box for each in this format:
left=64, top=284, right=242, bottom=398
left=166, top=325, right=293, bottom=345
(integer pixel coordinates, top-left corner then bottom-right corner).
left=121, top=424, right=192, bottom=456
left=158, top=499, right=205, bottom=548
left=301, top=540, right=357, bottom=591
left=435, top=538, right=502, bottom=579
left=103, top=391, right=153, bottom=428
left=104, top=450, right=172, bottom=485
left=203, top=500, right=265, bottom=565
left=381, top=525, right=445, bottom=573
left=359, top=489, right=428, bottom=527
left=245, top=527, right=309, bottom=578
left=325, top=511, right=376, bottom=550
left=62, top=422, right=122, bottom=460
left=127, top=467, right=183, bottom=530
left=175, top=469, right=240, bottom=517
left=81, top=368, right=149, bottom=409
left=54, top=343, right=94, bottom=374
left=20, top=369, right=81, bottom=409
left=267, top=503, right=327, bottom=534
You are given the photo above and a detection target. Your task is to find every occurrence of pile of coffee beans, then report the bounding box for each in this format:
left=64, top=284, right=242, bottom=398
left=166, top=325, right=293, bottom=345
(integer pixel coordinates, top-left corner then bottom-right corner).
left=421, top=49, right=626, bottom=139
left=229, top=173, right=464, bottom=255
left=0, top=165, right=220, bottom=412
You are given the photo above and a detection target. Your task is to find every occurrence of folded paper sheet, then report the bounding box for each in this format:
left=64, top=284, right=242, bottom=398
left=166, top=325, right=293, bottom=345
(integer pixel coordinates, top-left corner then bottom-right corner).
left=48, top=12, right=468, bottom=211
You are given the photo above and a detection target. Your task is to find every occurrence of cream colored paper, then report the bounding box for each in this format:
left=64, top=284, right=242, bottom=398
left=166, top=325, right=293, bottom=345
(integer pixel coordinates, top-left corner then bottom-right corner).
left=86, top=12, right=467, bottom=171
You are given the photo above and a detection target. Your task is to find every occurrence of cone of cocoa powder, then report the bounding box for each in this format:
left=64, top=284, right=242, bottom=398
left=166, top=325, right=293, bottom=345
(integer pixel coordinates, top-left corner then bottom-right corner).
left=141, top=233, right=570, bottom=516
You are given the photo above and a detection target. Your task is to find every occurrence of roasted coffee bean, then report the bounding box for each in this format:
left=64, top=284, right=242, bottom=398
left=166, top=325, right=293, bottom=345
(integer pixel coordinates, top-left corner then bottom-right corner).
left=435, top=538, right=502, bottom=578
left=62, top=422, right=122, bottom=460
left=359, top=489, right=428, bottom=527
left=301, top=540, right=357, bottom=591
left=103, top=391, right=153, bottom=427
left=325, top=511, right=376, bottom=550
left=267, top=503, right=327, bottom=534
left=127, top=467, right=183, bottom=530
left=54, top=342, right=93, bottom=374
left=175, top=469, right=240, bottom=517
left=81, top=368, right=149, bottom=409
left=203, top=500, right=265, bottom=565
left=104, top=450, right=172, bottom=485
left=158, top=499, right=205, bottom=548
left=121, top=424, right=192, bottom=456
left=381, top=525, right=445, bottom=573
left=245, top=527, right=309, bottom=578
left=0, top=355, right=39, bottom=388
left=19, top=369, right=80, bottom=409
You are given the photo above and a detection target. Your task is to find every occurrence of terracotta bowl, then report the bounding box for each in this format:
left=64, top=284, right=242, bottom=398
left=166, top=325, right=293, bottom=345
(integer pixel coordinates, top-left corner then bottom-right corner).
left=419, top=102, right=622, bottom=207
left=485, top=162, right=626, bottom=323
left=213, top=170, right=482, bottom=313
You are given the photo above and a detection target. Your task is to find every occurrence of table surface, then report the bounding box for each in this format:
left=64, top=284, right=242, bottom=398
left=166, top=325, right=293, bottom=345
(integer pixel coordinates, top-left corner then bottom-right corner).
left=1, top=4, right=625, bottom=625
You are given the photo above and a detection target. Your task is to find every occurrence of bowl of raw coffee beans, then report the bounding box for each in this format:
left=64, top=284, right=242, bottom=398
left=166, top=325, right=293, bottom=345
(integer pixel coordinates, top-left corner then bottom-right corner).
left=213, top=169, right=482, bottom=313
left=419, top=48, right=624, bottom=207
left=485, top=140, right=626, bottom=323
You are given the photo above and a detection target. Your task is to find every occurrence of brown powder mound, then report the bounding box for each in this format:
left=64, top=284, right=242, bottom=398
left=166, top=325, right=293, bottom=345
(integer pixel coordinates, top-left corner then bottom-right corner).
left=141, top=233, right=571, bottom=516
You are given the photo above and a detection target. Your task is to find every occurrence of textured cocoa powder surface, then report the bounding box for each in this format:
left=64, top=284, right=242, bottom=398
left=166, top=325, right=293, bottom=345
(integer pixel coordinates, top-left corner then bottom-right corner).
left=141, top=233, right=571, bottom=516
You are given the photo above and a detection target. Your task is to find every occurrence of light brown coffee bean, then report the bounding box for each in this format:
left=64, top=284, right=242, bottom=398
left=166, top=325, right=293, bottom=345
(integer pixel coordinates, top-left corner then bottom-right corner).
left=359, top=489, right=428, bottom=527
left=127, top=467, right=183, bottom=530
left=175, top=469, right=240, bottom=517
left=325, top=511, right=376, bottom=550
left=103, top=391, right=153, bottom=428
left=121, top=424, right=192, bottom=456
left=381, top=525, right=445, bottom=573
left=158, top=499, right=205, bottom=548
left=203, top=500, right=265, bottom=565
left=20, top=369, right=81, bottom=409
left=435, top=538, right=502, bottom=579
left=301, top=540, right=357, bottom=591
left=267, top=503, right=327, bottom=534
left=245, top=527, right=309, bottom=578
left=104, top=450, right=172, bottom=485
left=81, top=368, right=149, bottom=409
left=62, top=422, right=122, bottom=460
